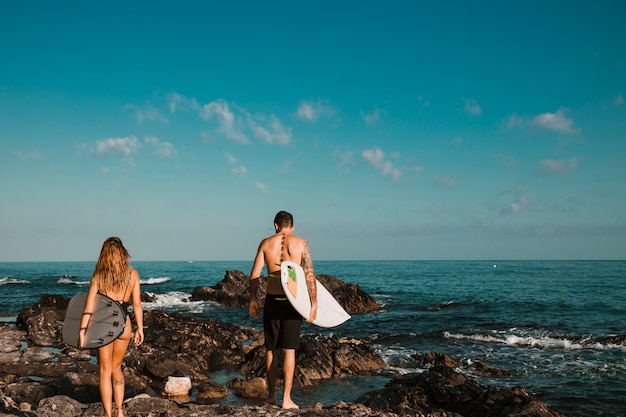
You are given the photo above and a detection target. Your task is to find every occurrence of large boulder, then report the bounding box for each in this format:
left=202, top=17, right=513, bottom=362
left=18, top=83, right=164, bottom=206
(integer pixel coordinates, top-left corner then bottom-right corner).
left=360, top=365, right=567, bottom=417
left=16, top=295, right=67, bottom=347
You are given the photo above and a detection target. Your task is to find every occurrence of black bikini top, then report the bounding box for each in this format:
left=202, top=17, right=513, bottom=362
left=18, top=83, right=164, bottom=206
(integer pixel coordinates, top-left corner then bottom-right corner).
left=99, top=275, right=131, bottom=315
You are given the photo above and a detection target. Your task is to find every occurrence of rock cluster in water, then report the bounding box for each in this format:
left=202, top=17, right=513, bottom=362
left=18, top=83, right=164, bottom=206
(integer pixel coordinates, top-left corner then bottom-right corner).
left=0, top=270, right=567, bottom=416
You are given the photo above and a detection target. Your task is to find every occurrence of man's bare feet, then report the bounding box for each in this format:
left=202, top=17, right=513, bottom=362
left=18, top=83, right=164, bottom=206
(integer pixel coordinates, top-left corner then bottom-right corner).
left=281, top=398, right=299, bottom=410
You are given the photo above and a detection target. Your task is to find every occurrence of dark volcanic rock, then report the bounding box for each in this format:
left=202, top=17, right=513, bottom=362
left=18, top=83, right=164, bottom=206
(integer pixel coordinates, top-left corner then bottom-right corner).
left=16, top=295, right=67, bottom=347
left=241, top=335, right=386, bottom=386
left=360, top=365, right=567, bottom=417
left=316, top=274, right=380, bottom=314
left=191, top=269, right=380, bottom=314
left=192, top=270, right=264, bottom=307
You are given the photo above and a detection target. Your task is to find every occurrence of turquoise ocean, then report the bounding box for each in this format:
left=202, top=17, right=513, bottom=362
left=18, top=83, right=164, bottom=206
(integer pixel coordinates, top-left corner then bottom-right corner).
left=1, top=260, right=625, bottom=417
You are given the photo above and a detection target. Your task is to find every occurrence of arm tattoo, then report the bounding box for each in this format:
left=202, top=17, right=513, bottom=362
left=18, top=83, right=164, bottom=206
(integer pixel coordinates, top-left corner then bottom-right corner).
left=302, top=241, right=317, bottom=299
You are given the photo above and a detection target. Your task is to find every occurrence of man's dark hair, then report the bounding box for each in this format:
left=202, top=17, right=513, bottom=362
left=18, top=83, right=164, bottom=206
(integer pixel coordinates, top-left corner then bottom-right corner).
left=274, top=211, right=294, bottom=228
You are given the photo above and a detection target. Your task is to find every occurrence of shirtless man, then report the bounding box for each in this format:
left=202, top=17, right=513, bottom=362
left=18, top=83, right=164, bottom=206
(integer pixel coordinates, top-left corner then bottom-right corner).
left=249, top=211, right=318, bottom=409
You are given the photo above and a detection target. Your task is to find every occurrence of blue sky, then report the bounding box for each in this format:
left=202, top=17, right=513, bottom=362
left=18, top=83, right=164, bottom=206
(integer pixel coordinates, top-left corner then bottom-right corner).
left=1, top=1, right=625, bottom=261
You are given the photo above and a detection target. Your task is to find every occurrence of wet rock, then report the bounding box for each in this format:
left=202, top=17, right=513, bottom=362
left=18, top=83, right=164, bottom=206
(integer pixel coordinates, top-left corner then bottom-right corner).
left=191, top=270, right=263, bottom=307
left=316, top=274, right=380, bottom=314
left=35, top=395, right=85, bottom=417
left=196, top=381, right=230, bottom=401
left=593, top=333, right=626, bottom=345
left=412, top=351, right=458, bottom=368
left=124, top=309, right=259, bottom=385
left=4, top=382, right=55, bottom=408
left=474, top=360, right=513, bottom=377
left=16, top=295, right=67, bottom=347
left=0, top=326, right=25, bottom=365
left=241, top=335, right=386, bottom=386
left=360, top=365, right=567, bottom=417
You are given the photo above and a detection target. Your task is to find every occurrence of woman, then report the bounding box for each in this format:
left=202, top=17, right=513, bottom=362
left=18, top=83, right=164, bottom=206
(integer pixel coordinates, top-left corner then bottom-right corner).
left=79, top=237, right=144, bottom=417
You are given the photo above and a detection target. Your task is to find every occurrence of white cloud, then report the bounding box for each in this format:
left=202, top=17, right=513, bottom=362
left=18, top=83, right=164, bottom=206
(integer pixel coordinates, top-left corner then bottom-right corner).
left=94, top=136, right=140, bottom=157
left=255, top=181, right=268, bottom=192
left=463, top=98, right=482, bottom=116
left=232, top=166, right=248, bottom=176
left=614, top=94, right=624, bottom=107
left=224, top=152, right=247, bottom=176
left=334, top=149, right=356, bottom=172
left=531, top=109, right=578, bottom=133
left=125, top=102, right=168, bottom=124
left=144, top=137, right=176, bottom=158
left=296, top=100, right=336, bottom=122
left=224, top=152, right=237, bottom=165
left=166, top=92, right=200, bottom=113
left=201, top=99, right=249, bottom=144
left=362, top=147, right=402, bottom=181
left=434, top=175, right=458, bottom=188
left=502, top=113, right=525, bottom=129
left=247, top=114, right=292, bottom=145
left=499, top=186, right=531, bottom=215
left=540, top=157, right=579, bottom=176
left=362, top=107, right=385, bottom=125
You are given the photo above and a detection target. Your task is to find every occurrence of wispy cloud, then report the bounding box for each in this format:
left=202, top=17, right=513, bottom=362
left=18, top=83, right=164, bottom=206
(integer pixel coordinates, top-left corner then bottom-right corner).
left=125, top=102, right=168, bottom=124
left=224, top=152, right=247, bottom=176
left=334, top=149, right=356, bottom=172
left=166, top=92, right=201, bottom=113
left=531, top=109, right=578, bottom=133
left=169, top=93, right=292, bottom=146
left=503, top=108, right=580, bottom=135
left=144, top=137, right=176, bottom=158
left=247, top=114, right=292, bottom=145
left=463, top=98, right=482, bottom=117
left=296, top=100, right=336, bottom=122
left=614, top=94, right=624, bottom=107
left=200, top=99, right=249, bottom=144
left=362, top=107, right=385, bottom=125
left=539, top=157, right=579, bottom=176
left=255, top=181, right=268, bottom=192
left=362, top=147, right=402, bottom=181
left=499, top=185, right=530, bottom=215
left=94, top=136, right=140, bottom=158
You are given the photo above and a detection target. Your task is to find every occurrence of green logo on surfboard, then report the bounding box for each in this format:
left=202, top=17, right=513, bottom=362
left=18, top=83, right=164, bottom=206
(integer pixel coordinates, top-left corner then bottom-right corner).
left=288, top=267, right=297, bottom=282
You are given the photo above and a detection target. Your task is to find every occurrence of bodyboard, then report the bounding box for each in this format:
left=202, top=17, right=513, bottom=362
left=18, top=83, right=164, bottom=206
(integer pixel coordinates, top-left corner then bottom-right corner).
left=62, top=292, right=126, bottom=349
left=280, top=261, right=351, bottom=328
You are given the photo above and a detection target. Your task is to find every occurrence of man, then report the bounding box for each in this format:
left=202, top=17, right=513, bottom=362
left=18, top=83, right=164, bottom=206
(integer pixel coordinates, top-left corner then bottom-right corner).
left=249, top=210, right=318, bottom=409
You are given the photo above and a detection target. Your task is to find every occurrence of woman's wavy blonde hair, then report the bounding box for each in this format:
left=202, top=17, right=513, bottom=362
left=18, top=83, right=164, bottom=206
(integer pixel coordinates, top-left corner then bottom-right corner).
left=92, top=237, right=131, bottom=294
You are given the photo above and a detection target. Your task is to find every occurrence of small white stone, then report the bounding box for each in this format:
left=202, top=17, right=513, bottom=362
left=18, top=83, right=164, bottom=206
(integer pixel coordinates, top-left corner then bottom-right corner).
left=163, top=376, right=192, bottom=396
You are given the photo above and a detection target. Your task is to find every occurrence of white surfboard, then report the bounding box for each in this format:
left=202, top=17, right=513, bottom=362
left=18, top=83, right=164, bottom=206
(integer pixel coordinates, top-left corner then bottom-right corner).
left=280, top=261, right=351, bottom=328
left=62, top=292, right=127, bottom=349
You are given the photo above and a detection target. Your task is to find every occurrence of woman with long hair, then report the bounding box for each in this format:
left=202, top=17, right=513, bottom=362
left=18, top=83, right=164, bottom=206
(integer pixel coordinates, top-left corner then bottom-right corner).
left=79, top=237, right=144, bottom=417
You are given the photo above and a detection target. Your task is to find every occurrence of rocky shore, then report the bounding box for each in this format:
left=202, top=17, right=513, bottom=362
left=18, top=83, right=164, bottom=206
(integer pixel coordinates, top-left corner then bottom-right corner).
left=0, top=270, right=567, bottom=416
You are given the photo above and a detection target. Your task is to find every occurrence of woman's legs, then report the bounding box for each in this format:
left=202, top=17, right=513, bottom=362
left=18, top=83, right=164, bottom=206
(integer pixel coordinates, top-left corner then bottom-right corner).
left=97, top=344, right=114, bottom=417
left=98, top=322, right=131, bottom=417
left=111, top=335, right=131, bottom=415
